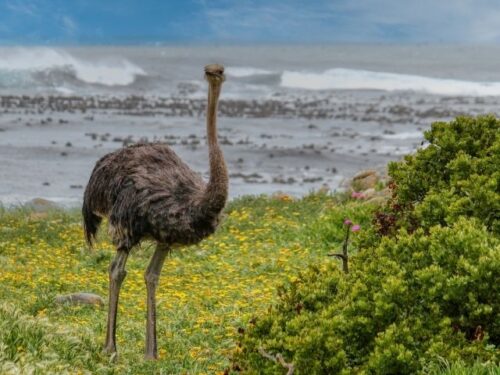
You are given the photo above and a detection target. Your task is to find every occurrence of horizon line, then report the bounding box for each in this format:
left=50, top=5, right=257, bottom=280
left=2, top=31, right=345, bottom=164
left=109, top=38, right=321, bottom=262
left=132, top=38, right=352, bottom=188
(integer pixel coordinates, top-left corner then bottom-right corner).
left=1, top=41, right=500, bottom=47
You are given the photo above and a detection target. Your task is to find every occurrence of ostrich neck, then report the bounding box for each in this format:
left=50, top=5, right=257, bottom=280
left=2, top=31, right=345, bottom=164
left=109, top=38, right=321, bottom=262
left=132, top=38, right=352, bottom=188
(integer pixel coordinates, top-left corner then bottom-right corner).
left=200, top=81, right=228, bottom=214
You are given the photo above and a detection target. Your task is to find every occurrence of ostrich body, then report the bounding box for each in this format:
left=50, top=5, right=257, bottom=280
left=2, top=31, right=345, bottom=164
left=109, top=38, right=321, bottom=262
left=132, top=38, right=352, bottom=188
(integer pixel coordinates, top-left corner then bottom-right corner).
left=82, top=64, right=227, bottom=360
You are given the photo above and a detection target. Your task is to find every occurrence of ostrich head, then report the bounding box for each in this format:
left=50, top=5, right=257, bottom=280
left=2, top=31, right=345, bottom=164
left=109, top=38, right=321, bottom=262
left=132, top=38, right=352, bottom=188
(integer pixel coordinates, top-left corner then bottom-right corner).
left=205, top=64, right=225, bottom=84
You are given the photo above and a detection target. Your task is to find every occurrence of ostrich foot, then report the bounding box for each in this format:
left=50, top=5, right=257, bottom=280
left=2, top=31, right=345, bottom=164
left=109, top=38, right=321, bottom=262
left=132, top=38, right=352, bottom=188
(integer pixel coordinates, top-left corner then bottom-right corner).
left=102, top=344, right=117, bottom=355
left=144, top=330, right=158, bottom=360
left=102, top=345, right=119, bottom=362
left=144, top=352, right=158, bottom=361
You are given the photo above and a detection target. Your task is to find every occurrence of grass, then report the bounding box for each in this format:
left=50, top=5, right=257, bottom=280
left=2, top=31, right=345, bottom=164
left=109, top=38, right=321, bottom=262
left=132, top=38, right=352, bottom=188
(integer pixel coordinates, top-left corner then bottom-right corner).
left=426, top=359, right=500, bottom=375
left=0, top=193, right=376, bottom=374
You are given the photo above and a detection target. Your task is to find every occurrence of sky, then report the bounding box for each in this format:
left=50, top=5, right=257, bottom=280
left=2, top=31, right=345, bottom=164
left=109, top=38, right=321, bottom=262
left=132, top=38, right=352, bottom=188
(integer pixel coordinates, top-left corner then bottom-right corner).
left=1, top=0, right=500, bottom=45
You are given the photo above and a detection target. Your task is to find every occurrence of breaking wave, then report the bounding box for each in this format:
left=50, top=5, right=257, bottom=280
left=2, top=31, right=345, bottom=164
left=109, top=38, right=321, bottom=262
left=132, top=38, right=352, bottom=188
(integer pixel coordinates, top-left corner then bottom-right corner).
left=0, top=48, right=146, bottom=87
left=226, top=67, right=274, bottom=77
left=280, top=68, right=500, bottom=96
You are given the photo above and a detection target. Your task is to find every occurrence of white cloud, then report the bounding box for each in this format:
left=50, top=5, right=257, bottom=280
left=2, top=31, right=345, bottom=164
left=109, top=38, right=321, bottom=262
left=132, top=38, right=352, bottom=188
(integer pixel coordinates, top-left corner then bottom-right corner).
left=61, top=15, right=78, bottom=35
left=201, top=1, right=332, bottom=42
left=326, top=0, right=500, bottom=43
left=199, top=0, right=500, bottom=43
left=5, top=0, right=38, bottom=17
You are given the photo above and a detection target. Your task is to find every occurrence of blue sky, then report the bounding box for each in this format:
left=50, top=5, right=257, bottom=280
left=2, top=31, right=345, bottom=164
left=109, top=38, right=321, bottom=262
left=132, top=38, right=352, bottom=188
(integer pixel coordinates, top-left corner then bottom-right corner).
left=1, top=0, right=500, bottom=44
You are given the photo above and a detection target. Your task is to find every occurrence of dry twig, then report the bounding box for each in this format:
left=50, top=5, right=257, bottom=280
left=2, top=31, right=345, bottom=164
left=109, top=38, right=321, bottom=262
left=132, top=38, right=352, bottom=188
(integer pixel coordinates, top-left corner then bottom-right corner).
left=258, top=347, right=295, bottom=375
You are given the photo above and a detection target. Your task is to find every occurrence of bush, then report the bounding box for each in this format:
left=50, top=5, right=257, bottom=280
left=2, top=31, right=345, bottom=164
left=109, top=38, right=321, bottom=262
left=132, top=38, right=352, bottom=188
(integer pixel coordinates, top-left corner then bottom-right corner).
left=233, top=220, right=499, bottom=374
left=382, top=115, right=499, bottom=234
left=233, top=116, right=500, bottom=374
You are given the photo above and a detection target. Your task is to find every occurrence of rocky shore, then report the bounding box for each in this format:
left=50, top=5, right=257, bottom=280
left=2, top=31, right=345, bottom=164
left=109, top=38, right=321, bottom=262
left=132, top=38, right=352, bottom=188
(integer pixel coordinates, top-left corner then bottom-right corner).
left=1, top=91, right=498, bottom=121
left=1, top=92, right=498, bottom=206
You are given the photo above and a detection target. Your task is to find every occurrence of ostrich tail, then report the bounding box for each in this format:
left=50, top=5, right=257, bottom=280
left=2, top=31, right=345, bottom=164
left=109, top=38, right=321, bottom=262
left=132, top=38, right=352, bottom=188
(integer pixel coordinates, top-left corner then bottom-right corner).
left=82, top=199, right=101, bottom=248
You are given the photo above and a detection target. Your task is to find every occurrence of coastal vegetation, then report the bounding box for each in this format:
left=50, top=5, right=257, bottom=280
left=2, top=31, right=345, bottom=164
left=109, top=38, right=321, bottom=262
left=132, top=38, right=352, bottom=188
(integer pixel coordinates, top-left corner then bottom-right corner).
left=0, top=116, right=498, bottom=373
left=233, top=116, right=500, bottom=374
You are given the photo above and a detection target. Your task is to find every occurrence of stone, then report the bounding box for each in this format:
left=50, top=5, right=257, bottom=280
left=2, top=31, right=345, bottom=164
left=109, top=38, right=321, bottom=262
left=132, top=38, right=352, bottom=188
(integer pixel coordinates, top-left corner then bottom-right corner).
left=363, top=188, right=377, bottom=199
left=29, top=212, right=49, bottom=220
left=272, top=192, right=295, bottom=202
left=351, top=170, right=378, bottom=191
left=55, top=293, right=104, bottom=307
left=25, top=198, right=60, bottom=212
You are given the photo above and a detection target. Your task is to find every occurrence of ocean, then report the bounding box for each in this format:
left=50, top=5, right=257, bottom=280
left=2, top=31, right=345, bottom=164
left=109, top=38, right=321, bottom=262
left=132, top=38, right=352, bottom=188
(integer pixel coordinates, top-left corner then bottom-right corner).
left=2, top=45, right=500, bottom=97
left=0, top=45, right=499, bottom=206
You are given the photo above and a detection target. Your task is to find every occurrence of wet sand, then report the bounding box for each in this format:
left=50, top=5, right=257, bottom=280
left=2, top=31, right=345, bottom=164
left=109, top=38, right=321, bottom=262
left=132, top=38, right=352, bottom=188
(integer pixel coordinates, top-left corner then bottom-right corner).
left=1, top=92, right=498, bottom=206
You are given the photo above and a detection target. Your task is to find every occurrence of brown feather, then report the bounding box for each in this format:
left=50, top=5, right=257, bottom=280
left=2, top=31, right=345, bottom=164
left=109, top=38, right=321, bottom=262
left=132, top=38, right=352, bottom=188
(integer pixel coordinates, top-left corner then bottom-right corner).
left=82, top=66, right=227, bottom=251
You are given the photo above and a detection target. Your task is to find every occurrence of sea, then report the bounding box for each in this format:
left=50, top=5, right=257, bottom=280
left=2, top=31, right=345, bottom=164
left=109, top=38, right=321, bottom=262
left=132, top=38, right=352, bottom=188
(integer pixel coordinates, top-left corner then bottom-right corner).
left=1, top=45, right=500, bottom=98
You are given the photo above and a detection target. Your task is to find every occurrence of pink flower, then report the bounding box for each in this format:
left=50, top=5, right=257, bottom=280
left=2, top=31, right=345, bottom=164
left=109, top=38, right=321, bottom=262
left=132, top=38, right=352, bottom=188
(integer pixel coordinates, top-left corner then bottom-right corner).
left=344, top=219, right=353, bottom=226
left=351, top=191, right=365, bottom=199
left=351, top=224, right=361, bottom=232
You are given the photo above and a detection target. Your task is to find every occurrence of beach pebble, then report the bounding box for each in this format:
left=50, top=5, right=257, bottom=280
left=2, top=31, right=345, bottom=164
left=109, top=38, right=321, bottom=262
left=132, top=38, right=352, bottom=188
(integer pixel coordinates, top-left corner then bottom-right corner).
left=55, top=293, right=104, bottom=307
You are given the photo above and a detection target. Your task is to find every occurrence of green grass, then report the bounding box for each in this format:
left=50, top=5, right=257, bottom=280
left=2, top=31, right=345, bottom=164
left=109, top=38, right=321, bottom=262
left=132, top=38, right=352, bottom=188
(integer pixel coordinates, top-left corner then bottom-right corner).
left=426, top=359, right=500, bottom=375
left=0, top=193, right=376, bottom=374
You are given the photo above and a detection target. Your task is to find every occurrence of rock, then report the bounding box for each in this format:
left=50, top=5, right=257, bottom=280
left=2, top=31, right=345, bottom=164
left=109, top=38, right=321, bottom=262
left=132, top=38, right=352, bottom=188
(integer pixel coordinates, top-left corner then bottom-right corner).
left=272, top=192, right=295, bottom=202
left=29, top=212, right=49, bottom=220
left=364, top=186, right=391, bottom=205
left=55, top=293, right=104, bottom=307
left=351, top=170, right=378, bottom=191
left=363, top=188, right=377, bottom=199
left=353, top=169, right=377, bottom=181
left=25, top=198, right=59, bottom=212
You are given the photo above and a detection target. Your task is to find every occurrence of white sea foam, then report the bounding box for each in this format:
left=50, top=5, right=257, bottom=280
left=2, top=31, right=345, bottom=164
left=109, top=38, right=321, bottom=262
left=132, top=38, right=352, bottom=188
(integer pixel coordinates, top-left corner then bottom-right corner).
left=55, top=86, right=74, bottom=95
left=382, top=131, right=423, bottom=140
left=281, top=68, right=500, bottom=96
left=226, top=67, right=274, bottom=77
left=0, top=48, right=146, bottom=86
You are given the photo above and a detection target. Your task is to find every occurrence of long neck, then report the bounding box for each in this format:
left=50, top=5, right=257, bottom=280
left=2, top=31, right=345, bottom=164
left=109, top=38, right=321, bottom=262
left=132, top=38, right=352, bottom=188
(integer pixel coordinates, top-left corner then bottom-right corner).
left=200, top=81, right=228, bottom=214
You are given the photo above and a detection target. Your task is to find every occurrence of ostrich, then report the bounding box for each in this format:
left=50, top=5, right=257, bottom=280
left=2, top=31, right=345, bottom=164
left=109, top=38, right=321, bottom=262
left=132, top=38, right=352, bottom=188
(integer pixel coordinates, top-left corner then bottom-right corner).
left=82, top=64, right=228, bottom=360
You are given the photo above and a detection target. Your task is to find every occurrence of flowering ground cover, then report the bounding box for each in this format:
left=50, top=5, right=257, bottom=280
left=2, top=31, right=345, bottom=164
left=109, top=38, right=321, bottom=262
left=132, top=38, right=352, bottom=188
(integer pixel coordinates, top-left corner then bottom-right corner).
left=0, top=194, right=374, bottom=374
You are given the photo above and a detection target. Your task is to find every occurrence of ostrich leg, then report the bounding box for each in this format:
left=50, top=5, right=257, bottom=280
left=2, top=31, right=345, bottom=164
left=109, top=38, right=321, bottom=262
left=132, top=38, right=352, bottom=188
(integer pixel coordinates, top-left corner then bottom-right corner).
left=104, top=249, right=129, bottom=354
left=144, top=243, right=169, bottom=360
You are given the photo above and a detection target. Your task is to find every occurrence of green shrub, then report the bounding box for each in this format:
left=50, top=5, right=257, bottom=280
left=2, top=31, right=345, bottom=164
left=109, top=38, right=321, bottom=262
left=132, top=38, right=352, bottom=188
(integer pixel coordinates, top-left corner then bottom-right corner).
left=233, top=116, right=500, bottom=374
left=233, top=219, right=499, bottom=374
left=384, top=115, right=499, bottom=234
